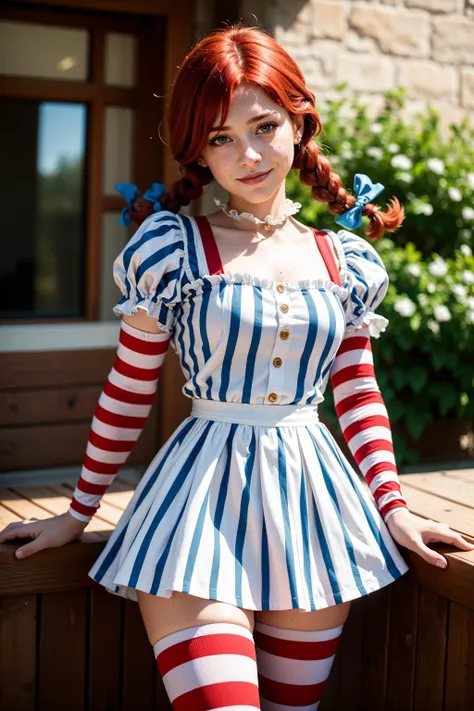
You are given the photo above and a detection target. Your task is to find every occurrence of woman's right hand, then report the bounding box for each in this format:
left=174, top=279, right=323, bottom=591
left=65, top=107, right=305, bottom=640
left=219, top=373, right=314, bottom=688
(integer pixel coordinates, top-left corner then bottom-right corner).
left=0, top=512, right=88, bottom=559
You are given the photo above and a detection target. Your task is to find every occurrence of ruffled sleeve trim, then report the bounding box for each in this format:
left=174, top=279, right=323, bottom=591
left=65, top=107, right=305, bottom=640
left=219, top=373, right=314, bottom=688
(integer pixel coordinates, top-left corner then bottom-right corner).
left=330, top=229, right=390, bottom=339
left=112, top=211, right=185, bottom=334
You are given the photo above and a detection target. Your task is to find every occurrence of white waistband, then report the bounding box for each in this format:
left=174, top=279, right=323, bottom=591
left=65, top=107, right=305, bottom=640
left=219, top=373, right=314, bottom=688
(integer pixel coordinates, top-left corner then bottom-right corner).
left=190, top=399, right=320, bottom=426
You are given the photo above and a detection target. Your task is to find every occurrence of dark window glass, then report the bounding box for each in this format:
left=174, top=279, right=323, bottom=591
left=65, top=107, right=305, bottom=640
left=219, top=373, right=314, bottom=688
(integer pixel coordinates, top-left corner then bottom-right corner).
left=0, top=99, right=86, bottom=319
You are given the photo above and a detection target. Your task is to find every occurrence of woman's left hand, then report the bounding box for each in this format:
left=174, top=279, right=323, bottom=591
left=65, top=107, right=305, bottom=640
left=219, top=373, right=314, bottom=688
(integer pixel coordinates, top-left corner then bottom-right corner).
left=385, top=508, right=474, bottom=568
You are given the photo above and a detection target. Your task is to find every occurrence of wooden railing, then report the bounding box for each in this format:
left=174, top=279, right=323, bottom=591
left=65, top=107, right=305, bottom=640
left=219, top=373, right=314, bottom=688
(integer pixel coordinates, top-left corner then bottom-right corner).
left=1, top=468, right=473, bottom=710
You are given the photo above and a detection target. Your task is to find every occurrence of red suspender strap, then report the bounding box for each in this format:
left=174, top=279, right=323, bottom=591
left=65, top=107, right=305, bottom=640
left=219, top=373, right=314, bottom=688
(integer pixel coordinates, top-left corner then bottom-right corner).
left=312, top=229, right=342, bottom=286
left=195, top=216, right=225, bottom=275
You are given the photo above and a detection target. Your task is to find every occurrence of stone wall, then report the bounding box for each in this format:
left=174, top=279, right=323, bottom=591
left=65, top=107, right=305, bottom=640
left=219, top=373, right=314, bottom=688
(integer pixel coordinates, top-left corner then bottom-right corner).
left=239, top=0, right=474, bottom=130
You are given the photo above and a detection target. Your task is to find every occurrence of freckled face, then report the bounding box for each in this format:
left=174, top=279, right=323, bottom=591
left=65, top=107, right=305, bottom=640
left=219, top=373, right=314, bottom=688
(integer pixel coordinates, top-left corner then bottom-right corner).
left=200, top=83, right=299, bottom=205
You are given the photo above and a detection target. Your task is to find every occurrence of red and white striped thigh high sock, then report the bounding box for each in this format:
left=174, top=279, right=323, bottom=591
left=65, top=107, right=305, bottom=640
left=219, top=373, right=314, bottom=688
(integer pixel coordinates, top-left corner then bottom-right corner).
left=153, top=622, right=261, bottom=711
left=254, top=621, right=344, bottom=711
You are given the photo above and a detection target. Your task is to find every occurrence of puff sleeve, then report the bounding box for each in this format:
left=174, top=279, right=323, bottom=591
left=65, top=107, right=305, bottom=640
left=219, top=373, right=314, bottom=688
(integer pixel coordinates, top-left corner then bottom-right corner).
left=335, top=230, right=390, bottom=339
left=112, top=211, right=185, bottom=334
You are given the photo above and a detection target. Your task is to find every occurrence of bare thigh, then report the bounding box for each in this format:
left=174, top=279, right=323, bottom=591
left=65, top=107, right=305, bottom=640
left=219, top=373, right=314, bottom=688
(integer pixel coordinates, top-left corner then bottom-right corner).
left=137, top=590, right=255, bottom=646
left=255, top=601, right=351, bottom=631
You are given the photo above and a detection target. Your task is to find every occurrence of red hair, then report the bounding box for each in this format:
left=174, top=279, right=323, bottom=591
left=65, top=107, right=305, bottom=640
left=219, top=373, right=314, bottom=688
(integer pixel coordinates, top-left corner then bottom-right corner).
left=132, top=24, right=403, bottom=240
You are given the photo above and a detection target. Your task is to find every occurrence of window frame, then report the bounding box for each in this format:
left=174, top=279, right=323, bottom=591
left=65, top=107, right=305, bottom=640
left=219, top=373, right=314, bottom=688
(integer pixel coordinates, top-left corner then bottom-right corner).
left=0, top=3, right=166, bottom=324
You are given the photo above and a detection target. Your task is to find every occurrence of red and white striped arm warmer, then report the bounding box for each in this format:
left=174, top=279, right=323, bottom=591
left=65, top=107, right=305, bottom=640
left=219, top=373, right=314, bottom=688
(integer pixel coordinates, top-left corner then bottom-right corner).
left=330, top=327, right=408, bottom=524
left=68, top=319, right=170, bottom=523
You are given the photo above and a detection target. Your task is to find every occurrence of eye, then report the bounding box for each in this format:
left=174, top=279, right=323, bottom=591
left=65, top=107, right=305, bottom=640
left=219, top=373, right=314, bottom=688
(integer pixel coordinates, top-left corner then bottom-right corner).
left=209, top=134, right=230, bottom=147
left=256, top=121, right=279, bottom=135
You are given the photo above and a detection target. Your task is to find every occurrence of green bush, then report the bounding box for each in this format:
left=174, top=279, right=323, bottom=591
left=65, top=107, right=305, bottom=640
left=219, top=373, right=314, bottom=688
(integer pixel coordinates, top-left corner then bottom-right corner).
left=372, top=240, right=474, bottom=464
left=289, top=87, right=474, bottom=466
left=287, top=85, right=474, bottom=258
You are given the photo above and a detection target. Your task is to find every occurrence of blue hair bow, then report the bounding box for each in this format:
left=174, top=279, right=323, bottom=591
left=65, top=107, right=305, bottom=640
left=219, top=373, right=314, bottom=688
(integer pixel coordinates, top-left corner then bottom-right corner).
left=143, top=183, right=166, bottom=212
left=334, top=174, right=385, bottom=230
left=114, top=183, right=140, bottom=227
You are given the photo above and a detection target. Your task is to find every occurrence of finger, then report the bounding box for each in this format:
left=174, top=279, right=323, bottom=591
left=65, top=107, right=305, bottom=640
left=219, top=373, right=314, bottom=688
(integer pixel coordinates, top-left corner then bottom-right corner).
left=16, top=536, right=49, bottom=559
left=0, top=526, right=37, bottom=543
left=425, top=529, right=474, bottom=550
left=415, top=541, right=447, bottom=569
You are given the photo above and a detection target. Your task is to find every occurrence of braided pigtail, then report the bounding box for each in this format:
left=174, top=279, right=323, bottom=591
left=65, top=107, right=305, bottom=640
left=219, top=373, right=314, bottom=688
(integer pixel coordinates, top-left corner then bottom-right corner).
left=293, top=141, right=404, bottom=240
left=119, top=165, right=213, bottom=227
left=159, top=164, right=213, bottom=213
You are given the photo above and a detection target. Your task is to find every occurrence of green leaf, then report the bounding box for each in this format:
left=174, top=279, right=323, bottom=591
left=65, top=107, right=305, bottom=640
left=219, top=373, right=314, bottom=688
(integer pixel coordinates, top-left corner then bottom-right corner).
left=405, top=412, right=428, bottom=440
left=407, top=366, right=428, bottom=393
left=393, top=369, right=406, bottom=389
left=439, top=385, right=458, bottom=416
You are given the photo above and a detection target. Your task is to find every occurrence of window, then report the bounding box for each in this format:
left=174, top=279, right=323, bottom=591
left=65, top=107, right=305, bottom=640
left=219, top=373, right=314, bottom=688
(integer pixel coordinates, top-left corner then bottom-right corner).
left=0, top=99, right=86, bottom=318
left=0, top=8, right=165, bottom=323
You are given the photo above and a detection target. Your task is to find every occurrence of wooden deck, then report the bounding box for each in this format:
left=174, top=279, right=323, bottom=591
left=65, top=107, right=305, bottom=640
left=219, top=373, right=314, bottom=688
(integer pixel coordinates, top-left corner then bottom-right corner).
left=1, top=468, right=473, bottom=710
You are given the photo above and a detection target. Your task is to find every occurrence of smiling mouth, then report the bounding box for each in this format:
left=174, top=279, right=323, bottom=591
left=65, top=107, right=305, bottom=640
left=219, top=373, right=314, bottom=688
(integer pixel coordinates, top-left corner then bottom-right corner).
left=238, top=170, right=272, bottom=182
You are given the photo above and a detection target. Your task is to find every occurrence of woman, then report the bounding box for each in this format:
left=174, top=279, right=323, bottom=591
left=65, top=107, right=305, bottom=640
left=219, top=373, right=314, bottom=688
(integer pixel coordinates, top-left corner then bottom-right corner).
left=1, top=24, right=472, bottom=711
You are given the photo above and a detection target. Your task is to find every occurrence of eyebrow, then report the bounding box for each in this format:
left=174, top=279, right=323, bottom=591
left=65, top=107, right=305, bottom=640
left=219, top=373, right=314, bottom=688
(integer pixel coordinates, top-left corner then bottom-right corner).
left=210, top=111, right=280, bottom=133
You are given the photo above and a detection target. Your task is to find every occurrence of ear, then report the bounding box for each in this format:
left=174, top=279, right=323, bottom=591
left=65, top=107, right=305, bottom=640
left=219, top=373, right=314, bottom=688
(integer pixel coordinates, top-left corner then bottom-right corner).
left=197, top=157, right=208, bottom=168
left=292, top=115, right=304, bottom=142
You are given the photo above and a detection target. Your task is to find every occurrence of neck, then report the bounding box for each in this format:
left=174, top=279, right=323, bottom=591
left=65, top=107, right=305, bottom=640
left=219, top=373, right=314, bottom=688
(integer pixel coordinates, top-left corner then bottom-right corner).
left=227, top=182, right=288, bottom=223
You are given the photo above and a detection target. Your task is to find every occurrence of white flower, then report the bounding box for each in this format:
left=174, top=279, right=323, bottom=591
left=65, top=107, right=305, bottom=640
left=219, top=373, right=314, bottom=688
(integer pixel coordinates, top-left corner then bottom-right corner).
left=388, top=143, right=400, bottom=154
left=427, top=319, right=440, bottom=334
left=463, top=207, right=474, bottom=221
left=464, top=270, right=474, bottom=284
left=460, top=244, right=472, bottom=257
left=448, top=187, right=462, bottom=202
left=398, top=172, right=413, bottom=183
left=427, top=282, right=436, bottom=293
left=394, top=296, right=417, bottom=317
left=427, top=158, right=445, bottom=175
left=467, top=173, right=474, bottom=190
left=367, top=146, right=383, bottom=160
left=407, top=264, right=421, bottom=277
left=433, top=304, right=452, bottom=322
left=428, top=256, right=448, bottom=277
left=371, top=123, right=383, bottom=134
left=391, top=154, right=413, bottom=171
left=467, top=309, right=474, bottom=324
left=341, top=149, right=353, bottom=160
left=453, top=284, right=467, bottom=299
left=467, top=296, right=474, bottom=310
left=417, top=293, right=429, bottom=307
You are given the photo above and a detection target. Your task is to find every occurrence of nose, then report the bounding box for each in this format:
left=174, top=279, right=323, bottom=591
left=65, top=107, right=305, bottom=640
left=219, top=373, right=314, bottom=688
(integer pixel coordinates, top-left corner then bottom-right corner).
left=239, top=140, right=262, bottom=167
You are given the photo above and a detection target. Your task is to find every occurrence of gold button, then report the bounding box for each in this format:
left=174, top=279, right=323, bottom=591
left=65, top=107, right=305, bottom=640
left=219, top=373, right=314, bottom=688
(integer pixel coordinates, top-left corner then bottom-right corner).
left=267, top=392, right=278, bottom=403
left=279, top=328, right=290, bottom=340
left=276, top=283, right=285, bottom=293
left=280, top=304, right=289, bottom=313
left=273, top=357, right=282, bottom=368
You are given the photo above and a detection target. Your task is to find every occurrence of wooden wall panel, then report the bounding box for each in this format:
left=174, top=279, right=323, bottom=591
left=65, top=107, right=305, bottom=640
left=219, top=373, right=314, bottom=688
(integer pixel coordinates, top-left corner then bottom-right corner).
left=38, top=590, right=88, bottom=711
left=121, top=599, right=156, bottom=711
left=0, top=406, right=158, bottom=471
left=413, top=589, right=448, bottom=711
left=444, top=602, right=474, bottom=711
left=386, top=573, right=419, bottom=711
left=87, top=586, right=123, bottom=711
left=0, top=386, right=102, bottom=426
left=0, top=594, right=37, bottom=711
left=0, top=348, right=160, bottom=472
left=0, top=350, right=116, bottom=390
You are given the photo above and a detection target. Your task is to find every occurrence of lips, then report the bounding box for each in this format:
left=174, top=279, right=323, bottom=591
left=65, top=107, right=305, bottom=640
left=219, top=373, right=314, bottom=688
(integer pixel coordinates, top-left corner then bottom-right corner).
left=237, top=169, right=272, bottom=183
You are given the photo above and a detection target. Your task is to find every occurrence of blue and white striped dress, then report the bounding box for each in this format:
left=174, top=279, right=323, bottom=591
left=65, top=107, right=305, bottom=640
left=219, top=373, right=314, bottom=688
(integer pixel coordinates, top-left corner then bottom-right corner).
left=88, top=211, right=409, bottom=611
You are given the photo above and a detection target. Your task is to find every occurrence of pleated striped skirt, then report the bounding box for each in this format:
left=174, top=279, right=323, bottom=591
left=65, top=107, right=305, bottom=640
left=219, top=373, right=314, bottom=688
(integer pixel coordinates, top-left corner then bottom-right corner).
left=88, top=400, right=409, bottom=611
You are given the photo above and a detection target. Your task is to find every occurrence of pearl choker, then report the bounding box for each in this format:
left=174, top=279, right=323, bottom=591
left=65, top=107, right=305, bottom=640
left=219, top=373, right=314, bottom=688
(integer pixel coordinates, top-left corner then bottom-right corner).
left=213, top=197, right=302, bottom=231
